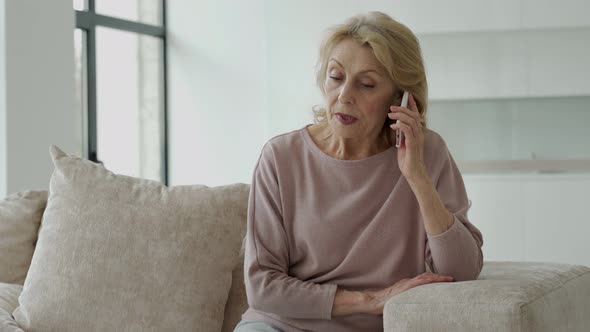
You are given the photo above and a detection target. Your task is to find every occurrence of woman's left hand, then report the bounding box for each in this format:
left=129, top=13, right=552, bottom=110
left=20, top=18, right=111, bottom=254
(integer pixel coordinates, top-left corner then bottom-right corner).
left=388, top=92, right=427, bottom=182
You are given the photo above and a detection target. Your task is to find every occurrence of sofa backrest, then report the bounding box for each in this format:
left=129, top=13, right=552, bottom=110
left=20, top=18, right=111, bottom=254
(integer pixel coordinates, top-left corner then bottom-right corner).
left=1, top=186, right=250, bottom=331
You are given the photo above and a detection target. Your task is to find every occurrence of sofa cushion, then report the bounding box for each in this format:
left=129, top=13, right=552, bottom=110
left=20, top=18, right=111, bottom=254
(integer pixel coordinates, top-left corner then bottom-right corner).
left=0, top=282, right=24, bottom=332
left=384, top=261, right=590, bottom=331
left=0, top=190, right=48, bottom=285
left=13, top=145, right=249, bottom=332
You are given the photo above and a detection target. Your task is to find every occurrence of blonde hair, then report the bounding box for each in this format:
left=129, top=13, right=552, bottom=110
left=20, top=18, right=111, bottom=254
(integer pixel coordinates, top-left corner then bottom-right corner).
left=312, top=11, right=428, bottom=145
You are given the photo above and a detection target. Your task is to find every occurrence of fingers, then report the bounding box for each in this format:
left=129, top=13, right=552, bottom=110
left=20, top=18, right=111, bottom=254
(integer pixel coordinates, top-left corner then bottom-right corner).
left=417, top=272, right=454, bottom=279
left=390, top=92, right=421, bottom=119
left=388, top=110, right=418, bottom=131
left=388, top=100, right=425, bottom=150
left=389, top=121, right=416, bottom=147
left=388, top=109, right=420, bottom=129
left=412, top=273, right=454, bottom=285
left=396, top=273, right=454, bottom=293
left=396, top=92, right=421, bottom=130
left=388, top=106, right=422, bottom=146
left=388, top=92, right=423, bottom=141
left=388, top=106, right=421, bottom=126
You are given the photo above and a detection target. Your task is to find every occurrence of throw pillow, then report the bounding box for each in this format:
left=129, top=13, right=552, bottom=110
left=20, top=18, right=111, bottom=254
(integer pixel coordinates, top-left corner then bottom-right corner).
left=13, top=145, right=248, bottom=332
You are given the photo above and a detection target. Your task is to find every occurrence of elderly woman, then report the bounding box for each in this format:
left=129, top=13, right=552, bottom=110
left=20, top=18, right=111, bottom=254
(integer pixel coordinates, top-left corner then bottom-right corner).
left=234, top=11, right=483, bottom=332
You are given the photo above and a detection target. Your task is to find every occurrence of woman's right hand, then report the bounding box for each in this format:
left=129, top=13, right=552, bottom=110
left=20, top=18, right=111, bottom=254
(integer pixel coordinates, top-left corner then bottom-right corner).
left=363, top=272, right=454, bottom=316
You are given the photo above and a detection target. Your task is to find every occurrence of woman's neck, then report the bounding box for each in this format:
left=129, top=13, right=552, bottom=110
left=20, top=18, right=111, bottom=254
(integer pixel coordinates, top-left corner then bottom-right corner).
left=307, top=123, right=391, bottom=160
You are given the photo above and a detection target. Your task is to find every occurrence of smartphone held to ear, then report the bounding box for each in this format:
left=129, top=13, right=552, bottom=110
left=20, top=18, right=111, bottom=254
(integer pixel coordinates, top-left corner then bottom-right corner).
left=395, top=91, right=409, bottom=148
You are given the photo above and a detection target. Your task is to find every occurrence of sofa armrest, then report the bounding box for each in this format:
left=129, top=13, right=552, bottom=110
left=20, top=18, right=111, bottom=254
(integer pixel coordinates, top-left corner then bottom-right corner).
left=383, top=261, right=590, bottom=332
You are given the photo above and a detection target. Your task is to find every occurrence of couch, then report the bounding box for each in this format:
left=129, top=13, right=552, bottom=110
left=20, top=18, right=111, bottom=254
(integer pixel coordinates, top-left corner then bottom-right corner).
left=0, top=145, right=589, bottom=331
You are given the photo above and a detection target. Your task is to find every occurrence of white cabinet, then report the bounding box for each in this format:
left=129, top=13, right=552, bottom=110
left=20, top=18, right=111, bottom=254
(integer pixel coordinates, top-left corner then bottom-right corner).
left=419, top=26, right=590, bottom=173
left=464, top=174, right=590, bottom=266
left=399, top=0, right=590, bottom=173
left=420, top=28, right=590, bottom=100
left=428, top=96, right=590, bottom=173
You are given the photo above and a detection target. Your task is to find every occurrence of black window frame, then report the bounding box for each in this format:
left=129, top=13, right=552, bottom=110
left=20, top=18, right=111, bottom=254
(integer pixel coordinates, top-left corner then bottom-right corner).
left=75, top=0, right=168, bottom=185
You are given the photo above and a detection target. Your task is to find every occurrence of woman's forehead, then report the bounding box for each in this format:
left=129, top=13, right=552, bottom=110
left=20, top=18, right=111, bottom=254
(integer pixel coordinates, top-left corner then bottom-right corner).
left=328, top=39, right=383, bottom=74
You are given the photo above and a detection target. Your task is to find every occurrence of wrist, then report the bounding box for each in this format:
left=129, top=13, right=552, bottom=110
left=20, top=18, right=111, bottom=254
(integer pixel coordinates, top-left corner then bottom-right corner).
left=355, top=290, right=375, bottom=313
left=359, top=290, right=379, bottom=315
left=406, top=165, right=429, bottom=187
left=332, top=289, right=373, bottom=316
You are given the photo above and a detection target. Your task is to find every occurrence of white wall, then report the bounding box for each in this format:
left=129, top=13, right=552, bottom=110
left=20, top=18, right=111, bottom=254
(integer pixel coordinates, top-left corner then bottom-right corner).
left=167, top=0, right=268, bottom=187
left=166, top=0, right=404, bottom=186
left=0, top=0, right=80, bottom=197
left=0, top=2, right=7, bottom=196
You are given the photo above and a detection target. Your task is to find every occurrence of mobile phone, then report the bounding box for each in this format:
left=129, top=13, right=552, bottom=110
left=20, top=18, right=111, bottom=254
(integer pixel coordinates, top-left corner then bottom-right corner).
left=395, top=91, right=410, bottom=148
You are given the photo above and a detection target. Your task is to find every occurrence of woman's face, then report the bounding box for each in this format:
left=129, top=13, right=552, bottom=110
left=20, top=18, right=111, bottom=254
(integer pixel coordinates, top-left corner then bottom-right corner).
left=323, top=38, right=396, bottom=141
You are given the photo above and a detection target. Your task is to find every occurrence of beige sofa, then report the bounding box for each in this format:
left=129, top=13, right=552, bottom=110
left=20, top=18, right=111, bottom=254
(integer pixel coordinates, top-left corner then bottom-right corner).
left=1, top=145, right=589, bottom=331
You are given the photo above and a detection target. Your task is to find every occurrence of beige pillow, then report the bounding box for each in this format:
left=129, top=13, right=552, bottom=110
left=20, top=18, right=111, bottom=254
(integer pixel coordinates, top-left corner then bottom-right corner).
left=0, top=190, right=48, bottom=285
left=13, top=145, right=249, bottom=332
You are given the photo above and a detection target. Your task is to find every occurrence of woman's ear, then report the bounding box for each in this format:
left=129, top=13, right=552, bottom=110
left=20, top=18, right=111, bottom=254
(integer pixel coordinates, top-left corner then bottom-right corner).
left=391, top=88, right=404, bottom=106
left=392, top=96, right=402, bottom=107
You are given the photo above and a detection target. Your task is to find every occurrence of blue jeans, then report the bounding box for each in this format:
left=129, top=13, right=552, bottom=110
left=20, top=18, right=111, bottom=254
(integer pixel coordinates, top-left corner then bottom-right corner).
left=233, top=319, right=284, bottom=332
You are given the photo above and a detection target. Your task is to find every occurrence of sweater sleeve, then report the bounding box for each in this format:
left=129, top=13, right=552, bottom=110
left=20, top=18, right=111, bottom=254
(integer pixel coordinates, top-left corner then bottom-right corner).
left=424, top=141, right=484, bottom=281
left=243, top=143, right=338, bottom=320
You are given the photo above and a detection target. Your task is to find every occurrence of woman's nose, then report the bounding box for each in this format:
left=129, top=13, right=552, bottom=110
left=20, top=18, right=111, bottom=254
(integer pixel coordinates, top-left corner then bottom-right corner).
left=337, top=81, right=354, bottom=104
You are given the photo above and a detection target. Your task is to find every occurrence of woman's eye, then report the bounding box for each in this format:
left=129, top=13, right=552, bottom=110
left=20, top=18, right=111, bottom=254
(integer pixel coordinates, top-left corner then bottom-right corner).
left=328, top=75, right=373, bottom=88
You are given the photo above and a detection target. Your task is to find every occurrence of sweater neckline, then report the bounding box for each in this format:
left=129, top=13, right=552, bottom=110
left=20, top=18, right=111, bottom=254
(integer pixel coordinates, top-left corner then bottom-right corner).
left=300, top=124, right=397, bottom=168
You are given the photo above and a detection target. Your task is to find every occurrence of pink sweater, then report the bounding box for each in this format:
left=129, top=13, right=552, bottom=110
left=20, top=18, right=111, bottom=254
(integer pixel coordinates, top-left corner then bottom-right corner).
left=241, top=124, right=483, bottom=332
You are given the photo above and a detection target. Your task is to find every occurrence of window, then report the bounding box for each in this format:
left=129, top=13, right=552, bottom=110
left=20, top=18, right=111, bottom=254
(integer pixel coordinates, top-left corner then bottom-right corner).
left=74, top=0, right=167, bottom=184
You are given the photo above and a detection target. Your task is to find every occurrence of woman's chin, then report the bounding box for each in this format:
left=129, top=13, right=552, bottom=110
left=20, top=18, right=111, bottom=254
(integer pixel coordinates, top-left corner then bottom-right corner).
left=330, top=122, right=361, bottom=138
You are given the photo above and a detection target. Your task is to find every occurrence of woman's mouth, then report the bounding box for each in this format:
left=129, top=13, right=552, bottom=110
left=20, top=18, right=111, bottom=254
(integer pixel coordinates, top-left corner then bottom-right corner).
left=335, top=113, right=358, bottom=125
